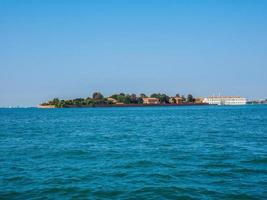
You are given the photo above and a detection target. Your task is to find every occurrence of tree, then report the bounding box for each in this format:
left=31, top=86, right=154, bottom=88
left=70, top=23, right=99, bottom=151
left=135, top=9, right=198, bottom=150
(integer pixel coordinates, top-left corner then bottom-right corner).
left=181, top=95, right=186, bottom=102
left=150, top=93, right=170, bottom=103
left=117, top=95, right=125, bottom=103
left=161, top=94, right=170, bottom=103
left=130, top=94, right=137, bottom=103
left=137, top=97, right=143, bottom=104
left=92, top=92, right=103, bottom=99
left=122, top=95, right=131, bottom=104
left=150, top=93, right=158, bottom=98
left=110, top=94, right=118, bottom=100
left=65, top=99, right=73, bottom=106
left=140, top=93, right=147, bottom=98
left=58, top=100, right=66, bottom=108
left=73, top=98, right=84, bottom=106
left=85, top=98, right=93, bottom=105
left=94, top=99, right=106, bottom=105
left=51, top=98, right=60, bottom=105
left=176, top=94, right=180, bottom=97
left=187, top=94, right=195, bottom=103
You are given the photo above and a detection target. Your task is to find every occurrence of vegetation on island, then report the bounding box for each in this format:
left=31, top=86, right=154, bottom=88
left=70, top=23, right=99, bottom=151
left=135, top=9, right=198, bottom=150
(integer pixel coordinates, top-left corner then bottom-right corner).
left=41, top=92, right=197, bottom=108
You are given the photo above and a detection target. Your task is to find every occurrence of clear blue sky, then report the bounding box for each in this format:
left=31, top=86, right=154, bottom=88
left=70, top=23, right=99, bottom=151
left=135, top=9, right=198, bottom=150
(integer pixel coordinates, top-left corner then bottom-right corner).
left=1, top=0, right=267, bottom=106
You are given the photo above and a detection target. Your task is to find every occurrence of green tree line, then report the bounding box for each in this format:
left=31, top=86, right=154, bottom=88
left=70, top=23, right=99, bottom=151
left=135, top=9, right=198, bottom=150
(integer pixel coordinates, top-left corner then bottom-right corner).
left=41, top=92, right=196, bottom=108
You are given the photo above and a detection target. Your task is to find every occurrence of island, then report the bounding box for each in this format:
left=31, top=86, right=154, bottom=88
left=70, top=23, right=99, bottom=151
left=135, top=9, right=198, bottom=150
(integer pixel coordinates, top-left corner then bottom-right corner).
left=39, top=92, right=208, bottom=108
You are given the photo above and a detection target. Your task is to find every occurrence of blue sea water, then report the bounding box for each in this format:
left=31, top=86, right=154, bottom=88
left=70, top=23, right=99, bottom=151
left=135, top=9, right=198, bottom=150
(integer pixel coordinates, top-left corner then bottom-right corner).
left=0, top=105, right=267, bottom=199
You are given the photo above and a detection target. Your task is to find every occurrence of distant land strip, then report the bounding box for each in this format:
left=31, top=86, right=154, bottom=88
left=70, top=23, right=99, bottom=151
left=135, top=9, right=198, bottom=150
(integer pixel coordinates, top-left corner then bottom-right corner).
left=39, top=92, right=206, bottom=108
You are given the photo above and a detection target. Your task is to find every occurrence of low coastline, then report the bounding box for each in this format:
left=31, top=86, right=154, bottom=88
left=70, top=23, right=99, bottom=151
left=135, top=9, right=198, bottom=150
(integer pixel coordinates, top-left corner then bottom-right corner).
left=38, top=103, right=209, bottom=108
left=39, top=92, right=207, bottom=108
left=38, top=105, right=56, bottom=109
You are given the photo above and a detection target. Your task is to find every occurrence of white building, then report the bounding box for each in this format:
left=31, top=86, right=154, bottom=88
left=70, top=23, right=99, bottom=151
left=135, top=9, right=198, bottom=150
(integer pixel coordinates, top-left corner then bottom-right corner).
left=203, top=96, right=247, bottom=105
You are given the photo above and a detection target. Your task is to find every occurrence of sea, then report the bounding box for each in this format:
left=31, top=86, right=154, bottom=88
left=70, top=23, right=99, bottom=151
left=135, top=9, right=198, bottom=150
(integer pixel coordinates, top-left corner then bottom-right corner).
left=0, top=105, right=266, bottom=199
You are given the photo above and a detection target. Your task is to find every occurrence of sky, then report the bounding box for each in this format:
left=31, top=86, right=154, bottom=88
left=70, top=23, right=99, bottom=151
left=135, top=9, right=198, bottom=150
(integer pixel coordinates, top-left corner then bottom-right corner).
left=0, top=0, right=267, bottom=106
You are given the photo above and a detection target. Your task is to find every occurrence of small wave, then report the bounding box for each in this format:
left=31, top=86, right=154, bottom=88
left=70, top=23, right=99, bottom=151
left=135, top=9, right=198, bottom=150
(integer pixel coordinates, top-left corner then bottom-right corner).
left=118, top=160, right=170, bottom=169
left=241, top=157, right=267, bottom=164
left=152, top=173, right=174, bottom=180
left=224, top=193, right=259, bottom=200
left=203, top=162, right=236, bottom=168
left=92, top=189, right=123, bottom=199
left=200, top=170, right=234, bottom=177
left=50, top=149, right=96, bottom=159
left=3, top=176, right=24, bottom=182
left=231, top=167, right=267, bottom=174
left=127, top=186, right=195, bottom=200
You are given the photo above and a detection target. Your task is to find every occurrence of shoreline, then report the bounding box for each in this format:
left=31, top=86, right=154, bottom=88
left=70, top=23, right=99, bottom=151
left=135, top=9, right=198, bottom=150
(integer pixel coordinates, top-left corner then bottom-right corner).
left=38, top=103, right=210, bottom=108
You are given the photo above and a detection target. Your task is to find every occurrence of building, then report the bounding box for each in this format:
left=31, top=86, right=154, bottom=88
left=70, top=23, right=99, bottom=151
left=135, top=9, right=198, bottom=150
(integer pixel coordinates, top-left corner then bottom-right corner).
left=142, top=98, right=160, bottom=104
left=203, top=96, right=247, bottom=105
left=169, top=97, right=183, bottom=104
left=107, top=97, right=118, bottom=104
left=175, top=97, right=183, bottom=104
left=195, top=97, right=204, bottom=104
left=169, top=97, right=175, bottom=104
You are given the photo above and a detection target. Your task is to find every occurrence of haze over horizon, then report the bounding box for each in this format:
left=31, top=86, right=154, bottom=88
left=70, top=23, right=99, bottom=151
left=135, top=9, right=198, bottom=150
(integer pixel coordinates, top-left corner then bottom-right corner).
left=1, top=0, right=267, bottom=107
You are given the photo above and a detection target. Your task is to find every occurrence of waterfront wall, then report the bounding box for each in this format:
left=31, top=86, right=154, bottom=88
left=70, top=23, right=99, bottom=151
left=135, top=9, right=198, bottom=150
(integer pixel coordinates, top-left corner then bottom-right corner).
left=38, top=105, right=56, bottom=108
left=62, top=103, right=209, bottom=108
